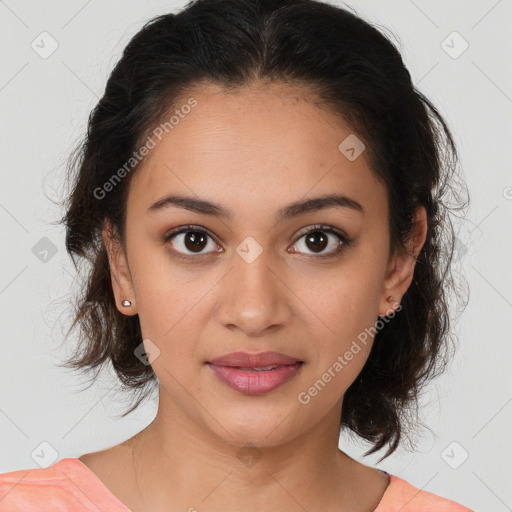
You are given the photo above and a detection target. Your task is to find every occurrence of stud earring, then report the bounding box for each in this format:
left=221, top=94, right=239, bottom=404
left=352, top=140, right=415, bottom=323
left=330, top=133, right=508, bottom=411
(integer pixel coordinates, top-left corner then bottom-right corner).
left=379, top=295, right=401, bottom=320
left=122, top=300, right=132, bottom=307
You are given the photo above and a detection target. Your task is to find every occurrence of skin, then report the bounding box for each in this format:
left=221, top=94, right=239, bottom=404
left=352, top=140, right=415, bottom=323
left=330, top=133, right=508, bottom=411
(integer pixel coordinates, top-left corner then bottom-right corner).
left=80, top=81, right=427, bottom=512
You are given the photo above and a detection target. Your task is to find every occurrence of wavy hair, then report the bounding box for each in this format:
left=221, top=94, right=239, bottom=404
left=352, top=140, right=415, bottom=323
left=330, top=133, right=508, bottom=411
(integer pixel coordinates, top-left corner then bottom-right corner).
left=57, top=0, right=469, bottom=462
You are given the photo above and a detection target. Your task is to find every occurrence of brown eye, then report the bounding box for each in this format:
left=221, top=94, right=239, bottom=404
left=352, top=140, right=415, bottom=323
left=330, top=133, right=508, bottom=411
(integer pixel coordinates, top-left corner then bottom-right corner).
left=165, top=226, right=219, bottom=257
left=289, top=224, right=351, bottom=258
left=182, top=231, right=208, bottom=252
left=304, top=231, right=329, bottom=253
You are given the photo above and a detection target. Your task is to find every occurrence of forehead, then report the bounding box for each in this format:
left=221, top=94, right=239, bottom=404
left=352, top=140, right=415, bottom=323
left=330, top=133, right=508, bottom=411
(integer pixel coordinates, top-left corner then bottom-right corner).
left=127, top=82, right=387, bottom=223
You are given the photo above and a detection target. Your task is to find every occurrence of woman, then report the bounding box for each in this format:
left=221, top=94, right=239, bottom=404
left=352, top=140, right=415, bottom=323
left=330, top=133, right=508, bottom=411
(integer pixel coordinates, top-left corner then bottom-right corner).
left=0, top=0, right=473, bottom=510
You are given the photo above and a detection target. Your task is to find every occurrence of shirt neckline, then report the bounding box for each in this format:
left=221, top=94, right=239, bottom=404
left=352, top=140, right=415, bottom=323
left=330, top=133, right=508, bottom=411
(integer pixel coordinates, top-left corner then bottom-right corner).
left=61, top=457, right=133, bottom=511
left=62, top=457, right=394, bottom=512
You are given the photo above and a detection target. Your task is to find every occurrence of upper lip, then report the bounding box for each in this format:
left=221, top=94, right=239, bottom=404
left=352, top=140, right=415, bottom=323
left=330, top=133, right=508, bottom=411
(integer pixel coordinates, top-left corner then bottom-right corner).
left=207, top=351, right=303, bottom=368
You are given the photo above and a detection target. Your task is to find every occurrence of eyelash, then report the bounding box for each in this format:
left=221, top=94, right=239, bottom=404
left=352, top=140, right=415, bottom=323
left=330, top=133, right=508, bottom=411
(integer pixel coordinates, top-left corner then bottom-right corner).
left=164, top=223, right=353, bottom=262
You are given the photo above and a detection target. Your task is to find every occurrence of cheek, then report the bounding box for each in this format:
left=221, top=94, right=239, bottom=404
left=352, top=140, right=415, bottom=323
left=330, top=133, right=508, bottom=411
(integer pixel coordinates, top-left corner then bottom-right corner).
left=133, top=263, right=217, bottom=367
left=291, top=257, right=383, bottom=388
left=294, top=264, right=381, bottom=344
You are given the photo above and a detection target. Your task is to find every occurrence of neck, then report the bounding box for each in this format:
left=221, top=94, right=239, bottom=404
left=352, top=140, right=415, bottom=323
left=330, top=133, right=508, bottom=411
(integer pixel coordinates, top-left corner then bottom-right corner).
left=124, top=387, right=360, bottom=511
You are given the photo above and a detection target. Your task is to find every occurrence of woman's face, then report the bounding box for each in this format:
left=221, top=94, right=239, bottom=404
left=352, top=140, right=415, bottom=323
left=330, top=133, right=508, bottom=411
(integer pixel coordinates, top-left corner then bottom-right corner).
left=106, top=82, right=423, bottom=447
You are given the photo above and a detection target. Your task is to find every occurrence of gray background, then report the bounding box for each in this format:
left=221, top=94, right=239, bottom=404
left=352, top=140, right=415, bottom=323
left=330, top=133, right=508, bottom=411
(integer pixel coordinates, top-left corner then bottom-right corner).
left=1, top=1, right=511, bottom=511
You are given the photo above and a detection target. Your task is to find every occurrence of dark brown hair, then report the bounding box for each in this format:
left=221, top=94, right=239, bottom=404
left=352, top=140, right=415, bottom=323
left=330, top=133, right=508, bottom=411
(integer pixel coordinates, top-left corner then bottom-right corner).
left=57, top=0, right=469, bottom=462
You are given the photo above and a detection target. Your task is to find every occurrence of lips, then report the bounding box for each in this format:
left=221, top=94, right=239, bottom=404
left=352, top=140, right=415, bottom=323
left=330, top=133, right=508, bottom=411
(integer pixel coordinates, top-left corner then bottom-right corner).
left=207, top=351, right=303, bottom=368
left=206, top=351, right=304, bottom=394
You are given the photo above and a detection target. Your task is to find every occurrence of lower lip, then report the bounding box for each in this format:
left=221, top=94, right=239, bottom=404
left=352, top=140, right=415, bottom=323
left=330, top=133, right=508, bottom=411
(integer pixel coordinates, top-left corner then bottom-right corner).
left=207, top=362, right=303, bottom=395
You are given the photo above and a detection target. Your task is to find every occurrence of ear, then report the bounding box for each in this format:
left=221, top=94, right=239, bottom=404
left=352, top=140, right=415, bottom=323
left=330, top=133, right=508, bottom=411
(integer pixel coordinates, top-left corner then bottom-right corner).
left=102, top=219, right=137, bottom=316
left=378, top=205, right=428, bottom=317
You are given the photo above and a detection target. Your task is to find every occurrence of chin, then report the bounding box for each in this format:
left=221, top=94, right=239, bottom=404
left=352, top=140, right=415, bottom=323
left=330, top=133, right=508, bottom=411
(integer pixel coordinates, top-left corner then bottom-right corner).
left=205, top=411, right=303, bottom=450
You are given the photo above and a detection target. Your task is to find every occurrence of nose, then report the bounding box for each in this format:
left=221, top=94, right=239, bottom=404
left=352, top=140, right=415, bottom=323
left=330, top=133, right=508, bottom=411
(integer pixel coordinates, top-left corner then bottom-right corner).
left=215, top=250, right=293, bottom=337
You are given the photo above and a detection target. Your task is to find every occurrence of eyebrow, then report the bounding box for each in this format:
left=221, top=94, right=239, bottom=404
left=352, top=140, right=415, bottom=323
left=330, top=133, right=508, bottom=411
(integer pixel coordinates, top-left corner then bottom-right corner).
left=147, top=192, right=364, bottom=220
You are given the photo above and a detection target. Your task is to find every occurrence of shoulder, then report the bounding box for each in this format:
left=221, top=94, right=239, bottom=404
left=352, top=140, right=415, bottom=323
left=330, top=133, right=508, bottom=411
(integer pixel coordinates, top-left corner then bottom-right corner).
left=376, top=473, right=475, bottom=512
left=0, top=458, right=106, bottom=511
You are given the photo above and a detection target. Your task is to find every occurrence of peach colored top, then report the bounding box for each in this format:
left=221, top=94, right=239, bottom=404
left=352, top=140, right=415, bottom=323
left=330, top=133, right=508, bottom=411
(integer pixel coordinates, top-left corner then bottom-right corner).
left=0, top=458, right=474, bottom=511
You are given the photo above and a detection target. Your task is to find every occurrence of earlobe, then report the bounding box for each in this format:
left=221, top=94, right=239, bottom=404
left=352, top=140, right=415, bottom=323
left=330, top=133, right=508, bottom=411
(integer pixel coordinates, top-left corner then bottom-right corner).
left=378, top=206, right=428, bottom=317
left=379, top=294, right=401, bottom=319
left=102, top=220, right=137, bottom=315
